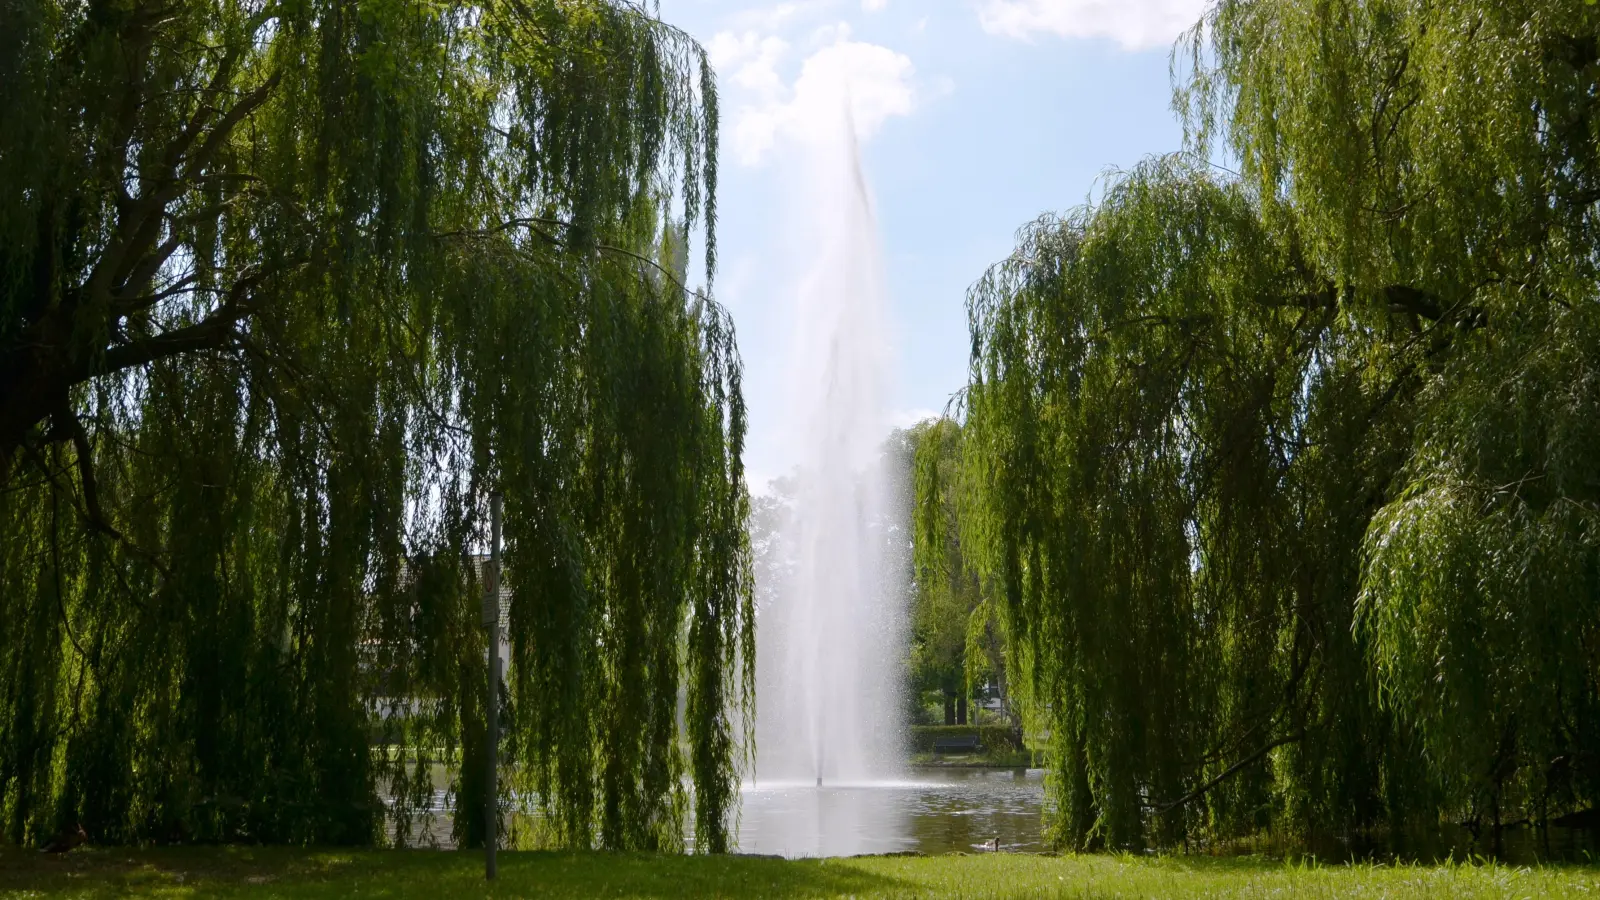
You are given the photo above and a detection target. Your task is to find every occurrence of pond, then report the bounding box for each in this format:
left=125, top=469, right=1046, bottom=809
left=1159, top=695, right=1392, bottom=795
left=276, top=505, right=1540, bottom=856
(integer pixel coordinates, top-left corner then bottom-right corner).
left=732, top=767, right=1046, bottom=858
left=388, top=765, right=1600, bottom=865
left=729, top=767, right=1600, bottom=864
left=383, top=765, right=1049, bottom=853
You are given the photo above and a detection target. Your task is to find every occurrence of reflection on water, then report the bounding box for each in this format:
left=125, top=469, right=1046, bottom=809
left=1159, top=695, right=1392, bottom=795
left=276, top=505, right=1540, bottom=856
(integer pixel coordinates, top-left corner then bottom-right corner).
left=734, top=767, right=1046, bottom=858
left=731, top=767, right=1600, bottom=864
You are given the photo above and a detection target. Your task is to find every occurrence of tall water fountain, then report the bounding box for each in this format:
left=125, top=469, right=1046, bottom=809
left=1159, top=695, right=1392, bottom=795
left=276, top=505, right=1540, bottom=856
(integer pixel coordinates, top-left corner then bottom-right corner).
left=752, top=97, right=904, bottom=796
left=732, top=90, right=1043, bottom=863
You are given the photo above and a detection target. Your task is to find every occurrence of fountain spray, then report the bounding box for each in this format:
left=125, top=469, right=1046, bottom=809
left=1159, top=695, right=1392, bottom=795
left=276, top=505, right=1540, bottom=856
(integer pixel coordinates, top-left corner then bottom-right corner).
left=753, top=90, right=905, bottom=791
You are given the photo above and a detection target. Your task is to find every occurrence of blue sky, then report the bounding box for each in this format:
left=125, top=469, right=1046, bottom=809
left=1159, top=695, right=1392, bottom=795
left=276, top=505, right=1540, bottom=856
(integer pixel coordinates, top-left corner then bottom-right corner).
left=655, top=0, right=1207, bottom=488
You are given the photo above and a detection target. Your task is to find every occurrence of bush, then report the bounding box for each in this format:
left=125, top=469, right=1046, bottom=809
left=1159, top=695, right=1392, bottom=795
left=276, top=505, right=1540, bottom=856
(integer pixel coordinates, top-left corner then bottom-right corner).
left=905, top=693, right=942, bottom=727
left=907, top=725, right=1021, bottom=755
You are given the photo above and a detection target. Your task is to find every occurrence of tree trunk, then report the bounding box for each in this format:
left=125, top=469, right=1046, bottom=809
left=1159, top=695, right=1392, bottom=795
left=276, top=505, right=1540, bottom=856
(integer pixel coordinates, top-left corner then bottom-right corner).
left=1492, top=792, right=1504, bottom=858
left=957, top=695, right=967, bottom=725
left=943, top=693, right=955, bottom=726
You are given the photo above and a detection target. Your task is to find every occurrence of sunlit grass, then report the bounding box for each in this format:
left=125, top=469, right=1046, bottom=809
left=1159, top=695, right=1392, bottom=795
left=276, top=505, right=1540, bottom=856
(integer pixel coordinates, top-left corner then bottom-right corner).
left=2, top=847, right=1598, bottom=898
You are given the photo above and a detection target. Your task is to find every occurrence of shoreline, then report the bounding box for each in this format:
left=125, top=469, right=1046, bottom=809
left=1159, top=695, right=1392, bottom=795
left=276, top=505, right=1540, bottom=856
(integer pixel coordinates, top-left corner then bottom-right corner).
left=905, top=760, right=1036, bottom=770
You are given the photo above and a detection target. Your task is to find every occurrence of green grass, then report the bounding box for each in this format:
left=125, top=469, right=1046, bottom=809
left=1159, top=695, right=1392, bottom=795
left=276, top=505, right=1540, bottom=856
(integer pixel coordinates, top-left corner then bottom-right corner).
left=1, top=847, right=1596, bottom=898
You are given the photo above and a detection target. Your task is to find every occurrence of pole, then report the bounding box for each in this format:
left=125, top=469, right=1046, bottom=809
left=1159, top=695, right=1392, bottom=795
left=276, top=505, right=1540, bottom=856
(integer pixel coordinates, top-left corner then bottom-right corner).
left=483, top=493, right=502, bottom=880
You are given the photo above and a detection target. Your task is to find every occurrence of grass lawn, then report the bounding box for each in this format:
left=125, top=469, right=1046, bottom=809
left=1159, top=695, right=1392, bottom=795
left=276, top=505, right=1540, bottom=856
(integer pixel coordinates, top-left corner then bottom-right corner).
left=1, top=847, right=1596, bottom=899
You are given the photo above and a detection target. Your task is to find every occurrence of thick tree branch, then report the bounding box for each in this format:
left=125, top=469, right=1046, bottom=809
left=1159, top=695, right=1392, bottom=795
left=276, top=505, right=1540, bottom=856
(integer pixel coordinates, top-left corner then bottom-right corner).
left=95, top=293, right=257, bottom=378
left=1382, top=285, right=1444, bottom=321
left=1265, top=283, right=1450, bottom=322
left=110, top=198, right=238, bottom=311
left=114, top=274, right=201, bottom=314
left=89, top=68, right=280, bottom=309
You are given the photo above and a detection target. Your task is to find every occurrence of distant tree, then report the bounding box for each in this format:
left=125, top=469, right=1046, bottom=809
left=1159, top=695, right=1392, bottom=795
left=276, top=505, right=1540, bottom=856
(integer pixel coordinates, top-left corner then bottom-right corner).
left=749, top=476, right=797, bottom=619
left=908, top=418, right=1006, bottom=728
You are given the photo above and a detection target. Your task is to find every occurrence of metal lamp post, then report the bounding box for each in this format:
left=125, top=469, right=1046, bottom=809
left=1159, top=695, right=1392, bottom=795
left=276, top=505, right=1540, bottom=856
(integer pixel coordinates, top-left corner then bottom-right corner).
left=482, top=493, right=502, bottom=880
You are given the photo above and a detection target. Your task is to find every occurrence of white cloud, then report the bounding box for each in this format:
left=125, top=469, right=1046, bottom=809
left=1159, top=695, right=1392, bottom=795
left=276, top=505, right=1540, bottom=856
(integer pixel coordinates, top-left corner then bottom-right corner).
left=978, top=0, right=1208, bottom=51
left=862, top=0, right=888, bottom=10
left=715, top=22, right=918, bottom=166
left=728, top=0, right=838, bottom=33
left=809, top=20, right=855, bottom=48
left=707, top=30, right=789, bottom=95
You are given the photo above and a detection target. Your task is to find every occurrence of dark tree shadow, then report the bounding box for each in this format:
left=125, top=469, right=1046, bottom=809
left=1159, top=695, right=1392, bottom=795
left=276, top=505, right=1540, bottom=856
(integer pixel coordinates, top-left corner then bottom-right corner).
left=0, top=847, right=913, bottom=898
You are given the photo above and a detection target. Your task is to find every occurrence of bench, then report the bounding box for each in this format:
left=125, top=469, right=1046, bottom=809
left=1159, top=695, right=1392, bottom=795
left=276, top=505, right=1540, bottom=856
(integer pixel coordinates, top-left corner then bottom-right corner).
left=932, top=734, right=983, bottom=755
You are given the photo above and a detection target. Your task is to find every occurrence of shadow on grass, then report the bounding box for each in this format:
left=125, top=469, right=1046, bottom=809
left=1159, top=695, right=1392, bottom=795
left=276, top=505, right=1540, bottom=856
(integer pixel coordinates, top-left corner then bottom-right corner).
left=1101, top=848, right=1600, bottom=874
left=0, top=846, right=911, bottom=898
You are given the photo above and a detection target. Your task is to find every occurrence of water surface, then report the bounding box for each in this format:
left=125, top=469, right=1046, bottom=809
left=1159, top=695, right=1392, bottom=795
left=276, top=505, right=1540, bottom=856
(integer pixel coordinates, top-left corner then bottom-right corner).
left=734, top=767, right=1045, bottom=858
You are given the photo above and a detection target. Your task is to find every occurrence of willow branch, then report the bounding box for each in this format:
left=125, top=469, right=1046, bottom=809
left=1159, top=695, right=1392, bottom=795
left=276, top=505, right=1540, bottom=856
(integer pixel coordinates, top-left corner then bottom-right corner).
left=21, top=422, right=170, bottom=582
left=60, top=410, right=114, bottom=540
left=49, top=494, right=89, bottom=661
left=1150, top=731, right=1305, bottom=813
left=436, top=216, right=695, bottom=294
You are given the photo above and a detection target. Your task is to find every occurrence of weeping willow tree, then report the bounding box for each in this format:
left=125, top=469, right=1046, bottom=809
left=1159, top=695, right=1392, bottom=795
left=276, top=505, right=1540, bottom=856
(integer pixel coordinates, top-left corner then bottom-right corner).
left=0, top=0, right=754, bottom=851
left=927, top=0, right=1600, bottom=851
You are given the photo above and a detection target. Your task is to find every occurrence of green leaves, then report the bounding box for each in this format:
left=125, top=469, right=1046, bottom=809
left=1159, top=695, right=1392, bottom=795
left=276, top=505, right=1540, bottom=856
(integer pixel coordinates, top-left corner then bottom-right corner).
left=931, top=0, right=1600, bottom=850
left=0, top=0, right=749, bottom=852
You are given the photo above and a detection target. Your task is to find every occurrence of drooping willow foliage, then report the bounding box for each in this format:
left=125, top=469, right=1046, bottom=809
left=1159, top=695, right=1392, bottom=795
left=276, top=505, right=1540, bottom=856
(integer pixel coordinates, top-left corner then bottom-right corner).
left=922, top=0, right=1600, bottom=851
left=0, top=0, right=753, bottom=851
